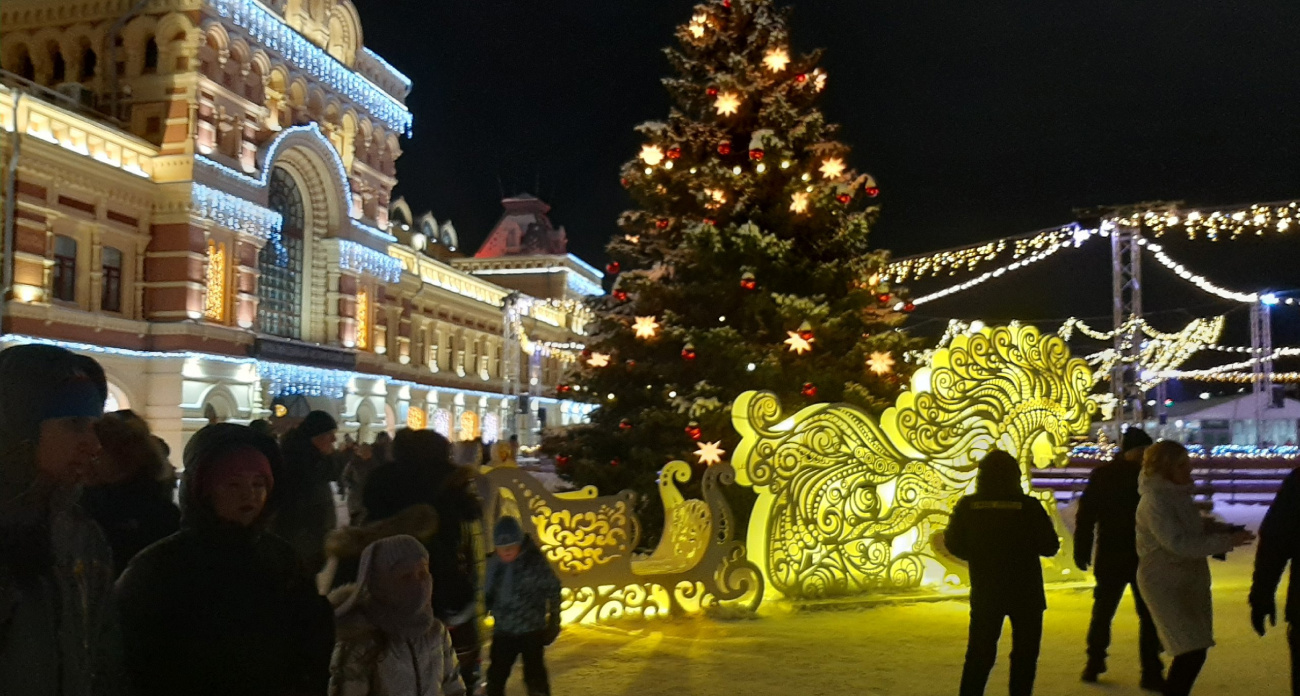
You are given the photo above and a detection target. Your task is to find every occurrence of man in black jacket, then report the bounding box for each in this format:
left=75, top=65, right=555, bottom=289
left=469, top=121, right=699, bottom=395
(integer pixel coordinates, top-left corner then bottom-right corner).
left=946, top=450, right=1060, bottom=696
left=1074, top=427, right=1164, bottom=689
left=1251, top=466, right=1300, bottom=694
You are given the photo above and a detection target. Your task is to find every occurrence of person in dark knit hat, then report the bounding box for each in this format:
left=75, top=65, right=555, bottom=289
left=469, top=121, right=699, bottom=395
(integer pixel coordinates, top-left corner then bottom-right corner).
left=484, top=515, right=562, bottom=696
left=116, top=423, right=334, bottom=696
left=1074, top=427, right=1166, bottom=689
left=328, top=534, right=466, bottom=695
left=272, top=409, right=340, bottom=573
left=0, top=344, right=122, bottom=696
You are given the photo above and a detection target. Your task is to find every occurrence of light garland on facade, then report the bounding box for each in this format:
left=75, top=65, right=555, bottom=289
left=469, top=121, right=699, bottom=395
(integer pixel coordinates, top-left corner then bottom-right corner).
left=1116, top=200, right=1300, bottom=241
left=361, top=47, right=412, bottom=90
left=338, top=240, right=403, bottom=283
left=885, top=224, right=1092, bottom=283
left=204, top=241, right=227, bottom=322
left=191, top=183, right=281, bottom=240
left=210, top=0, right=413, bottom=134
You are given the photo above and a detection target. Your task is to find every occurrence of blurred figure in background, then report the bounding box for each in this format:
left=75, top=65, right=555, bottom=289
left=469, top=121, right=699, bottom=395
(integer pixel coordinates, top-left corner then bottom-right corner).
left=273, top=410, right=340, bottom=573
left=82, top=410, right=180, bottom=578
left=117, top=423, right=334, bottom=696
left=0, top=344, right=122, bottom=696
left=1251, top=460, right=1300, bottom=694
left=340, top=431, right=391, bottom=525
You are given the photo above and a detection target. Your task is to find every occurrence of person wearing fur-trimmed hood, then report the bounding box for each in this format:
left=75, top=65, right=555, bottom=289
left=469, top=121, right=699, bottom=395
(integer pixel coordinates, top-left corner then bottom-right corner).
left=328, top=535, right=465, bottom=696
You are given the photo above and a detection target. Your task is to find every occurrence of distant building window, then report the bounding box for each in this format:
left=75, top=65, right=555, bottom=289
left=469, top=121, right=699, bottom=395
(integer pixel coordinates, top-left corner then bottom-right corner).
left=204, top=241, right=226, bottom=322
left=257, top=169, right=305, bottom=338
left=355, top=287, right=370, bottom=350
left=101, top=246, right=122, bottom=312
left=53, top=235, right=77, bottom=302
left=50, top=46, right=65, bottom=83
left=80, top=47, right=97, bottom=81
left=143, top=37, right=159, bottom=73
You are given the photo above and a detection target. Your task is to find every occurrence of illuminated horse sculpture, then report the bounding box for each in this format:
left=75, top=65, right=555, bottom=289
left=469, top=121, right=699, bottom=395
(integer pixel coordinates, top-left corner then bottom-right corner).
left=731, top=323, right=1096, bottom=600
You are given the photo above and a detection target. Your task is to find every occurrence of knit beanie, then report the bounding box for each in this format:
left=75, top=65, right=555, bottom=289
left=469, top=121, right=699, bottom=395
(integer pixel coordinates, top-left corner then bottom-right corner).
left=298, top=410, right=338, bottom=439
left=336, top=534, right=433, bottom=638
left=1120, top=427, right=1154, bottom=454
left=180, top=423, right=283, bottom=529
left=494, top=515, right=524, bottom=547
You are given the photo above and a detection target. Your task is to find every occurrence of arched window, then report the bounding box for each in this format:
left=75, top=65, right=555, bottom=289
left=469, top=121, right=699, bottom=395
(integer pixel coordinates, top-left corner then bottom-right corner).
left=257, top=168, right=305, bottom=338
left=80, top=46, right=97, bottom=82
left=53, top=235, right=77, bottom=302
left=101, top=246, right=123, bottom=312
left=49, top=44, right=65, bottom=83
left=14, top=46, right=35, bottom=81
left=143, top=37, right=159, bottom=73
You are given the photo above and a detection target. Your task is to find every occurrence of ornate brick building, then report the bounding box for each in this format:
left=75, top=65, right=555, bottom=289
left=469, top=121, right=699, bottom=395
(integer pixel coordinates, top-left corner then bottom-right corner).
left=0, top=0, right=596, bottom=453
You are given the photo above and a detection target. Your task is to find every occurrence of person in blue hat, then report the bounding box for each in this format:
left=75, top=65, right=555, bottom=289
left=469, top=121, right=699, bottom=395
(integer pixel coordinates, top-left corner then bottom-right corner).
left=484, top=516, right=562, bottom=696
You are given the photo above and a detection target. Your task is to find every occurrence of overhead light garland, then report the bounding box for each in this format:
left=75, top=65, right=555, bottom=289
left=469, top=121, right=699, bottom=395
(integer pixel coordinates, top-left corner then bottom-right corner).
left=1118, top=200, right=1300, bottom=241
left=1140, top=240, right=1260, bottom=304
left=910, top=237, right=1083, bottom=306
left=886, top=224, right=1093, bottom=283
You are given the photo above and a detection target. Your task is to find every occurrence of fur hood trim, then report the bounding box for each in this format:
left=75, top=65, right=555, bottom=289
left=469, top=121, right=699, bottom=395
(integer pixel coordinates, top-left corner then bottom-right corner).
left=324, top=504, right=439, bottom=559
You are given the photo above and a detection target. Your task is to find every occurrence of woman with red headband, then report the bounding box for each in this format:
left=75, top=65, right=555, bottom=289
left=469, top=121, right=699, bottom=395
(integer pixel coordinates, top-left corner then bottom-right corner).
left=116, top=423, right=334, bottom=696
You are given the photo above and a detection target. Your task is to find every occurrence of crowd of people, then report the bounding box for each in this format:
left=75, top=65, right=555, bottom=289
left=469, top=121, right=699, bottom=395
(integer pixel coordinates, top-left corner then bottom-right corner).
left=5, top=343, right=1300, bottom=696
left=0, top=344, right=560, bottom=696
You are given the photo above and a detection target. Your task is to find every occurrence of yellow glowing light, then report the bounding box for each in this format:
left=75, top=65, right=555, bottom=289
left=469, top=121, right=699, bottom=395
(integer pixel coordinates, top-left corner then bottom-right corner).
left=695, top=441, right=726, bottom=466
left=784, top=331, right=814, bottom=355
left=204, top=240, right=226, bottom=322
left=811, top=69, right=827, bottom=92
left=587, top=352, right=611, bottom=368
left=714, top=91, right=741, bottom=116
left=625, top=234, right=640, bottom=244
left=459, top=411, right=481, bottom=441
left=704, top=188, right=726, bottom=209
left=819, top=157, right=846, bottom=179
left=407, top=406, right=427, bottom=430
left=867, top=351, right=895, bottom=375
left=688, top=13, right=707, bottom=38
left=640, top=144, right=665, bottom=166
left=274, top=404, right=288, bottom=418
left=731, top=323, right=1095, bottom=600
left=356, top=287, right=371, bottom=350
left=763, top=48, right=790, bottom=73
left=790, top=191, right=809, bottom=214
left=633, top=316, right=660, bottom=339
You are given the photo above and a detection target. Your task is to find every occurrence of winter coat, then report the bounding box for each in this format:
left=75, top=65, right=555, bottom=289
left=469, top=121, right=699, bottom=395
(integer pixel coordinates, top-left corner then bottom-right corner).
left=1252, top=468, right=1300, bottom=622
left=1074, top=455, right=1142, bottom=580
left=484, top=536, right=562, bottom=635
left=116, top=424, right=335, bottom=696
left=322, top=504, right=441, bottom=590
left=364, top=462, right=483, bottom=619
left=341, top=455, right=383, bottom=524
left=82, top=475, right=180, bottom=577
left=944, top=491, right=1061, bottom=612
left=272, top=433, right=341, bottom=574
left=327, top=585, right=466, bottom=696
left=1135, top=472, right=1236, bottom=656
left=0, top=498, right=124, bottom=696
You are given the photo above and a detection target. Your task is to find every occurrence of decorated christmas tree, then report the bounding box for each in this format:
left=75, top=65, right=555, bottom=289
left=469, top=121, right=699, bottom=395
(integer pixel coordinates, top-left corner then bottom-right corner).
left=547, top=0, right=915, bottom=541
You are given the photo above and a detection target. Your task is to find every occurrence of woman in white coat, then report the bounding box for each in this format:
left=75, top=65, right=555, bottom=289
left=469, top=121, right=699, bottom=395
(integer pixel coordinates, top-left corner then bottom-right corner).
left=1135, top=440, right=1254, bottom=696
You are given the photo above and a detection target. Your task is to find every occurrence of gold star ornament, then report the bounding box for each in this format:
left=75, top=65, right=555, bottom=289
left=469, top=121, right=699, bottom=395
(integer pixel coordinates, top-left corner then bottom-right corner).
left=763, top=48, right=790, bottom=73
left=867, top=351, right=895, bottom=376
left=819, top=157, right=846, bottom=179
left=784, top=331, right=814, bottom=355
left=633, top=316, right=660, bottom=339
left=695, top=440, right=726, bottom=466
left=790, top=191, right=809, bottom=214
left=639, top=145, right=665, bottom=166
left=688, top=14, right=707, bottom=38
left=586, top=352, right=611, bottom=368
left=714, top=91, right=741, bottom=116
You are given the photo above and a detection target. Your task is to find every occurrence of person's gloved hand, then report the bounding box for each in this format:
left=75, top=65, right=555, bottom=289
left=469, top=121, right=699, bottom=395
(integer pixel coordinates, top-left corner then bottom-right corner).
left=1251, top=599, right=1277, bottom=637
left=542, top=617, right=561, bottom=646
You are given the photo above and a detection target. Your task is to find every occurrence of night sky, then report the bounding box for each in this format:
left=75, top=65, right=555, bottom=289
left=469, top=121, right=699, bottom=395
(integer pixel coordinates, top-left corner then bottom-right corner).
left=353, top=0, right=1300, bottom=355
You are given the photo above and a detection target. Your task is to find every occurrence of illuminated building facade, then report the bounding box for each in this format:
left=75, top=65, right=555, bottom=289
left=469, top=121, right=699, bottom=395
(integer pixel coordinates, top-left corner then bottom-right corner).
left=0, top=0, right=595, bottom=454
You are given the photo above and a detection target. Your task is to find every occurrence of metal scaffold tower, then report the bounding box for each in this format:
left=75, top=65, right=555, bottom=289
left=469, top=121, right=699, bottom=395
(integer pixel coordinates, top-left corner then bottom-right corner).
left=1110, top=220, right=1144, bottom=432
left=1251, top=297, right=1276, bottom=442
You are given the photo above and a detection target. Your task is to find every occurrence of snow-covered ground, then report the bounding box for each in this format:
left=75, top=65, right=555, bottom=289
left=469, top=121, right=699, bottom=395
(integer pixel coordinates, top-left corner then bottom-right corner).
left=531, top=503, right=1292, bottom=696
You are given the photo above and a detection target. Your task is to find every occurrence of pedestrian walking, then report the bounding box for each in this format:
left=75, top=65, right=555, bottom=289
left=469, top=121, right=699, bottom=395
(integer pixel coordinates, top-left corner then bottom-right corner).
left=945, top=449, right=1060, bottom=696
left=341, top=432, right=391, bottom=524
left=273, top=410, right=341, bottom=573
left=82, top=410, right=180, bottom=578
left=484, top=516, right=562, bottom=696
left=0, top=344, right=122, bottom=696
left=1075, top=427, right=1165, bottom=688
left=364, top=428, right=485, bottom=693
left=328, top=535, right=466, bottom=695
left=1250, top=464, right=1300, bottom=693
left=116, top=423, right=334, bottom=696
left=1136, top=440, right=1254, bottom=696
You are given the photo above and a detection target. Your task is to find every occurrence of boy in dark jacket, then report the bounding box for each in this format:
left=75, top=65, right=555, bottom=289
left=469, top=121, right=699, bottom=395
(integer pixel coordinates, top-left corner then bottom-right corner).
left=946, top=450, right=1060, bottom=696
left=1251, top=466, right=1300, bottom=694
left=1074, top=427, right=1164, bottom=688
left=484, top=516, right=562, bottom=696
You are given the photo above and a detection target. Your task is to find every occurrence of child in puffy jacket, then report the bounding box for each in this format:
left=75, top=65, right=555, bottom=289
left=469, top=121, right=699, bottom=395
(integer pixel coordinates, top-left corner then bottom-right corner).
left=484, top=516, right=562, bottom=696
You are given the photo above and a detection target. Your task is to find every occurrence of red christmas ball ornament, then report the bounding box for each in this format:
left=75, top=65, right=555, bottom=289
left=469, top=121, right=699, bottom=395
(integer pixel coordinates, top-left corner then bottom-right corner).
left=798, top=327, right=815, bottom=341
left=722, top=0, right=731, bottom=8
left=904, top=302, right=917, bottom=312
left=557, top=384, right=571, bottom=394
left=739, top=271, right=757, bottom=290
left=656, top=218, right=670, bottom=229
left=606, top=261, right=621, bottom=275
left=610, top=458, right=620, bottom=467
left=865, top=186, right=880, bottom=197
left=619, top=418, right=633, bottom=431
left=795, top=73, right=807, bottom=83
left=681, top=344, right=697, bottom=361
left=801, top=382, right=818, bottom=399
left=877, top=293, right=892, bottom=303
left=837, top=194, right=852, bottom=204
left=685, top=422, right=703, bottom=441
left=703, top=218, right=717, bottom=226
left=667, top=147, right=682, bottom=160
left=556, top=455, right=570, bottom=467
left=707, top=87, right=719, bottom=97
left=717, top=141, right=732, bottom=156
left=612, top=289, right=628, bottom=302
left=749, top=149, right=764, bottom=161
left=620, top=177, right=629, bottom=188
left=625, top=359, right=637, bottom=370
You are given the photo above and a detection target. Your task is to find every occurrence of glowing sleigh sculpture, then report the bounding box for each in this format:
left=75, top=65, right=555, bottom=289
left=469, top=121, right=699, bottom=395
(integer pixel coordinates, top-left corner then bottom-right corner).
left=488, top=324, right=1096, bottom=622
